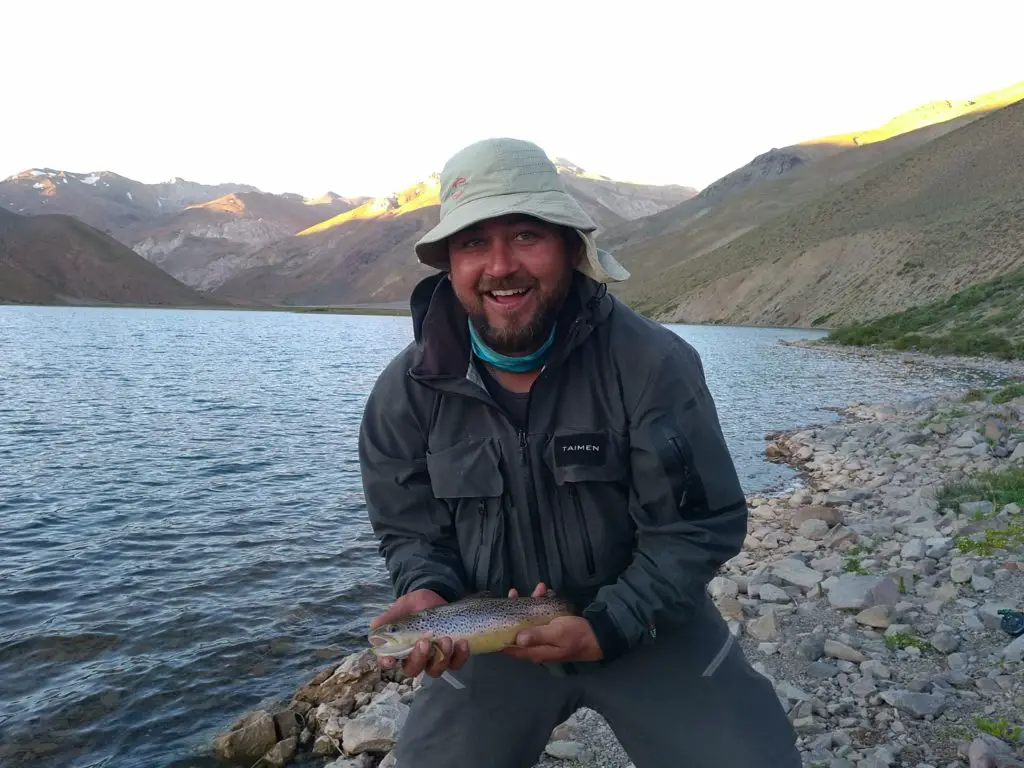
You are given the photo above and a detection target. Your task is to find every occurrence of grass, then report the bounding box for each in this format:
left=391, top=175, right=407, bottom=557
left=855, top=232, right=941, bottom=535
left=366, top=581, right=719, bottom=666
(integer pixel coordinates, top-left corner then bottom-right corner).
left=936, top=467, right=1024, bottom=512
left=884, top=630, right=930, bottom=652
left=974, top=715, right=1022, bottom=743
left=827, top=267, right=1024, bottom=359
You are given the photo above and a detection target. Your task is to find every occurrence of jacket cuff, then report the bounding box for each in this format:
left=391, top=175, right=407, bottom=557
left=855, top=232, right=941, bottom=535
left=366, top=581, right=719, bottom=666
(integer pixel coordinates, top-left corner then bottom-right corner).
left=406, top=579, right=462, bottom=604
left=582, top=601, right=630, bottom=662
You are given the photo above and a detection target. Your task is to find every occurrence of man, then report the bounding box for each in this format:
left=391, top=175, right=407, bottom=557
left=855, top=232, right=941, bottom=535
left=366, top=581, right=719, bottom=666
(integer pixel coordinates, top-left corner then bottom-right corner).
left=358, top=137, right=800, bottom=767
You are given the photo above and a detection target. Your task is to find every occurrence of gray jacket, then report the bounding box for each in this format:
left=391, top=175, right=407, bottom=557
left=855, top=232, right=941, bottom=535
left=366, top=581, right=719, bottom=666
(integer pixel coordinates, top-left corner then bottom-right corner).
left=358, top=271, right=747, bottom=662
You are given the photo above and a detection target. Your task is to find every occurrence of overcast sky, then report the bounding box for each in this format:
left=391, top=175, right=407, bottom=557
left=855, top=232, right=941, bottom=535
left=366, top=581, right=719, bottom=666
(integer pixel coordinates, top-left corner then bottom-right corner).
left=3, top=0, right=1021, bottom=198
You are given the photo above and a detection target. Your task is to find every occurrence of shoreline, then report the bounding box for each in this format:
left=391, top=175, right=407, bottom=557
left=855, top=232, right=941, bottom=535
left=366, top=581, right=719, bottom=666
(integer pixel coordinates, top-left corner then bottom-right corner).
left=206, top=348, right=1024, bottom=768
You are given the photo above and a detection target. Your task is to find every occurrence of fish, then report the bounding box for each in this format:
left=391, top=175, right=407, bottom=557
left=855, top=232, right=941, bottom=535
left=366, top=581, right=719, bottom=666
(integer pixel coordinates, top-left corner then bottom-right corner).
left=367, top=594, right=576, bottom=688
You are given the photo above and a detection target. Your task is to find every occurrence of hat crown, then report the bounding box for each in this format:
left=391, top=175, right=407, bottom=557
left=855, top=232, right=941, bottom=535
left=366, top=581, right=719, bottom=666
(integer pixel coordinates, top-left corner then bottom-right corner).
left=438, top=137, right=567, bottom=215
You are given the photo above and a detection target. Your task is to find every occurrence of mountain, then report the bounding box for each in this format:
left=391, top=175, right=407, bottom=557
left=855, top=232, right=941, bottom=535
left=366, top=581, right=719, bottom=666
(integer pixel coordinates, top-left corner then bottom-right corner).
left=0, top=208, right=217, bottom=306
left=124, top=191, right=360, bottom=289
left=611, top=89, right=1024, bottom=329
left=183, top=166, right=696, bottom=305
left=601, top=79, right=1024, bottom=257
left=0, top=170, right=264, bottom=235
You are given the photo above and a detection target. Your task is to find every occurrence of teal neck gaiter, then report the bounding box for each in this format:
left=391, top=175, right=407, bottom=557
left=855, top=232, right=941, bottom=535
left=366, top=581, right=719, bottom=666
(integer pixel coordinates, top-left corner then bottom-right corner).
left=467, top=319, right=556, bottom=373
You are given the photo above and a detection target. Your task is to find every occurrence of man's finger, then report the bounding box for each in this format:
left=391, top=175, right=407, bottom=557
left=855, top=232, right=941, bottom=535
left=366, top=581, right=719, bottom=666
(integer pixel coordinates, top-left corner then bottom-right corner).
left=531, top=582, right=547, bottom=598
left=503, top=643, right=564, bottom=663
left=515, top=622, right=563, bottom=647
left=401, top=638, right=431, bottom=677
left=508, top=587, right=519, bottom=598
left=449, top=639, right=470, bottom=670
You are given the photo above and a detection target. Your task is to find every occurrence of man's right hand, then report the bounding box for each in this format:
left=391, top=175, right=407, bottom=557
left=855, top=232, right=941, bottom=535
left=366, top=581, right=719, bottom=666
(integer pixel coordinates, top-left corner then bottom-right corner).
left=369, top=588, right=471, bottom=678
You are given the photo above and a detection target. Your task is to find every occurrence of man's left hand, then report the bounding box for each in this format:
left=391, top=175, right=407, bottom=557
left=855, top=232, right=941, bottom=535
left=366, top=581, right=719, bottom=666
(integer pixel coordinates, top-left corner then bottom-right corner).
left=502, top=584, right=603, bottom=663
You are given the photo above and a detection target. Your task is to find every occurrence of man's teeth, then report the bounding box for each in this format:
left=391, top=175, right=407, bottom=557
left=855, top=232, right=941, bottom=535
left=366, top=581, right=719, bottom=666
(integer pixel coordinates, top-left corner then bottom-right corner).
left=491, top=288, right=528, bottom=297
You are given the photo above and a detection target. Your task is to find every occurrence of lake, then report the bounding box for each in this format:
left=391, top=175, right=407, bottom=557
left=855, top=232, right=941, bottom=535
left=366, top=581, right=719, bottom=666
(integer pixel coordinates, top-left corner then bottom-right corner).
left=0, top=305, right=998, bottom=768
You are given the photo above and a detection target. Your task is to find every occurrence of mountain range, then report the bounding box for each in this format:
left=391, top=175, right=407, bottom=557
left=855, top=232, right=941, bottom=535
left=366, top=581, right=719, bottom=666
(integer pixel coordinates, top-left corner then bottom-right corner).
left=2, top=77, right=1023, bottom=342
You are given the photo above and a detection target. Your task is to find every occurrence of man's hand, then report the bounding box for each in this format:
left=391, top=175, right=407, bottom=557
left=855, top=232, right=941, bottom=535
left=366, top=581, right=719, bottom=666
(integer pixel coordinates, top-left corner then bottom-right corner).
left=369, top=588, right=470, bottom=678
left=502, top=583, right=604, bottom=664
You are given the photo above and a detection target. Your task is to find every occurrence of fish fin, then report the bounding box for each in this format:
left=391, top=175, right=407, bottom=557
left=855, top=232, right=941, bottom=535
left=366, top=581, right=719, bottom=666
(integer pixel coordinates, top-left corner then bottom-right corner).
left=441, top=670, right=466, bottom=689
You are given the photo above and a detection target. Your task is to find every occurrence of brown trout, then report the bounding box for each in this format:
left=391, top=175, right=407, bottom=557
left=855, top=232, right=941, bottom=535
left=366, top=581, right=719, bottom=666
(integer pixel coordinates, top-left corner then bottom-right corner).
left=368, top=594, right=576, bottom=660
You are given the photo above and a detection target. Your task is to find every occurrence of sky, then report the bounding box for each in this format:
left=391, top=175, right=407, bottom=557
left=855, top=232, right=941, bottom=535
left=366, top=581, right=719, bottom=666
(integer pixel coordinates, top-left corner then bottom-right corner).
left=3, top=0, right=1022, bottom=199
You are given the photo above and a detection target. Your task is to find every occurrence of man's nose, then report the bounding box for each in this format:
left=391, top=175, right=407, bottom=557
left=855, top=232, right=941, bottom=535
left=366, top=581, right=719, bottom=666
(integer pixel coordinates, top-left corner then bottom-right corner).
left=484, top=239, right=517, bottom=276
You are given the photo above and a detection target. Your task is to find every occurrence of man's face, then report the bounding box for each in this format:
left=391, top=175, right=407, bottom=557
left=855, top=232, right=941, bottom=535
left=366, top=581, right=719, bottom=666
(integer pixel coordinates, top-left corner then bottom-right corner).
left=447, top=214, right=578, bottom=356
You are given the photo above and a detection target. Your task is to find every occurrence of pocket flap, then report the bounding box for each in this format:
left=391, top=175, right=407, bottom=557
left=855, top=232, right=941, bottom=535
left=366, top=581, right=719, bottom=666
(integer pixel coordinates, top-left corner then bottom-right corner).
left=426, top=438, right=504, bottom=498
left=543, top=429, right=630, bottom=484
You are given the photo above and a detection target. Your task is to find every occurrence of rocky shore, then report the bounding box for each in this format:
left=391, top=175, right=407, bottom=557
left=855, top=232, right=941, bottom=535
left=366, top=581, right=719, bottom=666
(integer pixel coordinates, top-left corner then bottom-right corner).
left=211, top=377, right=1024, bottom=768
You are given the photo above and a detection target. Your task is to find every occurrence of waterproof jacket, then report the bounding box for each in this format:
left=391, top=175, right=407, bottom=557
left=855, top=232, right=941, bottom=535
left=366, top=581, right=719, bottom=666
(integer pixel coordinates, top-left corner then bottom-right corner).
left=358, top=270, right=748, bottom=662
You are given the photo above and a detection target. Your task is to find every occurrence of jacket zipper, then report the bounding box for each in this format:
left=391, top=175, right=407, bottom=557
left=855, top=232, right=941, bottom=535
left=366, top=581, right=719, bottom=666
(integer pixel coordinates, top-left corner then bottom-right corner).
left=518, top=395, right=551, bottom=588
left=471, top=499, right=485, bottom=584
left=567, top=485, right=596, bottom=576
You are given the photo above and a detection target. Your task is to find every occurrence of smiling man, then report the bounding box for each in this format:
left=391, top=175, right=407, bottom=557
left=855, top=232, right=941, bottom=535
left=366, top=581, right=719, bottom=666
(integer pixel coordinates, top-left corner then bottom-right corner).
left=358, top=138, right=800, bottom=767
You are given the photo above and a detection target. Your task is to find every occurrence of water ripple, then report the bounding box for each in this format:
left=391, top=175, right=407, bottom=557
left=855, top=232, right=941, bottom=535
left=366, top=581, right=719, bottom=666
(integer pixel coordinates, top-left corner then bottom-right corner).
left=0, top=306, right=997, bottom=768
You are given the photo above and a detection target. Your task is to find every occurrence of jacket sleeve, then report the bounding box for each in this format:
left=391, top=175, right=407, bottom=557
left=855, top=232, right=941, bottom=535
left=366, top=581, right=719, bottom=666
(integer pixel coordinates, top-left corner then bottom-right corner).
left=358, top=374, right=467, bottom=603
left=582, top=336, right=747, bottom=661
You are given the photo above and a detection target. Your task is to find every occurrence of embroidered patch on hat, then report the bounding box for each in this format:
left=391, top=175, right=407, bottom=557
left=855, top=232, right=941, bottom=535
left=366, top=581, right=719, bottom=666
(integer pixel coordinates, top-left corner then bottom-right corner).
left=449, top=176, right=468, bottom=201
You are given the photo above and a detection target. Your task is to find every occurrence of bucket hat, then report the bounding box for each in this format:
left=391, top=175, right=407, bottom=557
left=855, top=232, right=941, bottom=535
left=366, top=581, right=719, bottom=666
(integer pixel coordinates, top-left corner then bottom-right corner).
left=414, top=137, right=630, bottom=283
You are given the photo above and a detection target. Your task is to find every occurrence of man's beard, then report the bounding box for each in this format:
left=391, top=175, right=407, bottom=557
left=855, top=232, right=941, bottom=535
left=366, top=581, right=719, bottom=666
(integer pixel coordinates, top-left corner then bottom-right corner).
left=465, top=269, right=573, bottom=356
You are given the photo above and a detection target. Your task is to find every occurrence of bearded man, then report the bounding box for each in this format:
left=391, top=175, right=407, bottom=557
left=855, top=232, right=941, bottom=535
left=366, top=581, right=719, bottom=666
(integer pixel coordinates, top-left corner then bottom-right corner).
left=358, top=137, right=800, bottom=767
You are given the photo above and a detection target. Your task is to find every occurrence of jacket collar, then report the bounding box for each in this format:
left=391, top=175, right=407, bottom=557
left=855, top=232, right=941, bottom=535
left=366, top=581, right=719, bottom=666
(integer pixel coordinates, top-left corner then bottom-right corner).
left=407, top=270, right=613, bottom=383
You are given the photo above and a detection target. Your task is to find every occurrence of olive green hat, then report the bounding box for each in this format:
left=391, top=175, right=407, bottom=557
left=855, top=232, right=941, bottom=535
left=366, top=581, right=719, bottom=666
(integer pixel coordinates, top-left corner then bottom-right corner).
left=414, top=137, right=630, bottom=283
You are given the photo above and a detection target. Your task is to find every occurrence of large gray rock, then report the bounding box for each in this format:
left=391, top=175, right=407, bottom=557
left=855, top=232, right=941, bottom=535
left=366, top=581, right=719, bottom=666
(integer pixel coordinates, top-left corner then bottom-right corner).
left=879, top=689, right=947, bottom=718
left=772, top=558, right=824, bottom=589
left=342, top=692, right=410, bottom=755
left=825, top=575, right=900, bottom=610
left=212, top=710, right=279, bottom=765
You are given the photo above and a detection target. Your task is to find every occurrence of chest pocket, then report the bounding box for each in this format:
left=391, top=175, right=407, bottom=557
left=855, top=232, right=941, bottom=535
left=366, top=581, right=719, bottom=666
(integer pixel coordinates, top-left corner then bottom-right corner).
left=541, top=428, right=634, bottom=585
left=425, top=437, right=506, bottom=592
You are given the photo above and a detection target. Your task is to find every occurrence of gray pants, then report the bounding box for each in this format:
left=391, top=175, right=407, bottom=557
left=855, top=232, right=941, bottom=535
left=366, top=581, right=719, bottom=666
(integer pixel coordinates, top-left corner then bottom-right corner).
left=393, top=596, right=800, bottom=768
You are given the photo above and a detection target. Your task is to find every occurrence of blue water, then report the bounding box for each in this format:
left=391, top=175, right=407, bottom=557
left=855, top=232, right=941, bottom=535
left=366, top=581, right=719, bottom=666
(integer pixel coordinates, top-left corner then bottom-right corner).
left=0, top=306, right=997, bottom=768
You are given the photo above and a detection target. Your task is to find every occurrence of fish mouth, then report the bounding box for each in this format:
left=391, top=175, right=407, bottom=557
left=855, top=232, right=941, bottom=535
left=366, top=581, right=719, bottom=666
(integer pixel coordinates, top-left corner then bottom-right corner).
left=367, top=634, right=415, bottom=658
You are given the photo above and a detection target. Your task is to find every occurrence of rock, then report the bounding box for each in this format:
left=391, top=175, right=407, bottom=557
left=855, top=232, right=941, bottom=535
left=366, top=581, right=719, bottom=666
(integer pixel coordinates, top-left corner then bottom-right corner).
left=793, top=505, right=844, bottom=527
left=293, top=650, right=381, bottom=708
left=955, top=431, right=981, bottom=448
left=273, top=710, right=302, bottom=741
left=341, top=693, right=409, bottom=755
left=798, top=518, right=832, bottom=540
left=545, top=740, right=586, bottom=760
left=379, top=752, right=398, bottom=768
left=823, top=525, right=859, bottom=549
left=1004, top=503, right=1021, bottom=516
left=879, top=689, right=947, bottom=718
left=758, top=584, right=792, bottom=603
left=797, top=635, right=825, bottom=661
left=212, top=710, right=279, bottom=764
left=950, top=558, right=975, bottom=583
left=901, top=539, right=928, bottom=559
left=824, top=639, right=866, bottom=663
left=708, top=576, right=739, bottom=599
left=262, top=737, right=297, bottom=768
left=968, top=734, right=1019, bottom=768
left=772, top=558, right=824, bottom=589
left=960, top=500, right=994, bottom=517
left=856, top=605, right=894, bottom=628
left=971, top=574, right=994, bottom=591
left=747, top=611, right=780, bottom=641
left=826, top=575, right=899, bottom=610
left=716, top=596, right=745, bottom=621
left=1002, top=634, right=1024, bottom=663
left=929, top=631, right=960, bottom=653
left=926, top=537, right=954, bottom=558
left=978, top=601, right=1017, bottom=630
left=1012, top=442, right=1024, bottom=461
left=313, top=733, right=337, bottom=756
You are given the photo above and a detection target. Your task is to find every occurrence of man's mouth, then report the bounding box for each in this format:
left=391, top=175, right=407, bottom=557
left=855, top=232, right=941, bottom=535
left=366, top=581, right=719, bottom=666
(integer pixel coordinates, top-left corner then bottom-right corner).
left=484, top=286, right=533, bottom=309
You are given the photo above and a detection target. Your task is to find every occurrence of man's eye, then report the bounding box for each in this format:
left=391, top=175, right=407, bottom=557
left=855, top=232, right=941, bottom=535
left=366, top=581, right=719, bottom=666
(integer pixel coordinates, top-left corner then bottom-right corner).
left=515, top=230, right=538, bottom=241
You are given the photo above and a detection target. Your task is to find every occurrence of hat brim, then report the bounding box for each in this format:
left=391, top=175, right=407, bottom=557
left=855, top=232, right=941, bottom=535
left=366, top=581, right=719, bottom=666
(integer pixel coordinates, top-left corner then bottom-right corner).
left=414, top=189, right=629, bottom=283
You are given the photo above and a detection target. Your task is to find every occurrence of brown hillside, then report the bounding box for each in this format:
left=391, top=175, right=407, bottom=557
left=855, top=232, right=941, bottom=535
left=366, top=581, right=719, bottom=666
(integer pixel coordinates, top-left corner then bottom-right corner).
left=619, top=95, right=1024, bottom=328
left=601, top=79, right=1024, bottom=257
left=0, top=208, right=217, bottom=306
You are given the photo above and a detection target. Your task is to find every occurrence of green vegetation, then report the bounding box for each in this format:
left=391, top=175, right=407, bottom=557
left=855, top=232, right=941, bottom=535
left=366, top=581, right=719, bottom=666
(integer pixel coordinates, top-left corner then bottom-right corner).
left=973, top=714, right=1022, bottom=743
left=827, top=267, right=1024, bottom=359
left=843, top=557, right=869, bottom=574
left=993, top=382, right=1024, bottom=403
left=884, top=630, right=929, bottom=652
left=937, top=467, right=1024, bottom=511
